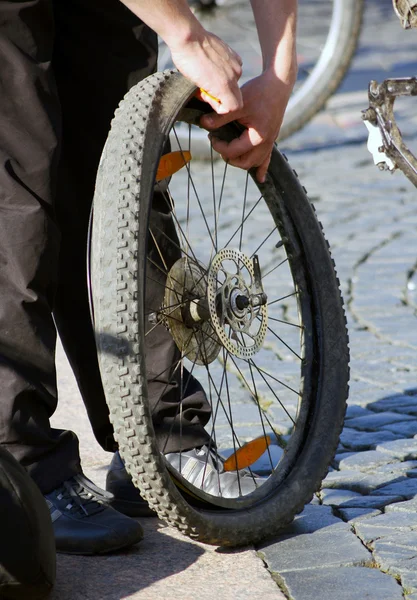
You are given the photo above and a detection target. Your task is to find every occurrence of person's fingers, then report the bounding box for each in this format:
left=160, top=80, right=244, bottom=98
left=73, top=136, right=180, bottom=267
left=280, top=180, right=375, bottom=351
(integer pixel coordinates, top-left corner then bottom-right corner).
left=210, top=128, right=263, bottom=160
left=255, top=155, right=271, bottom=184
left=196, top=83, right=243, bottom=115
left=214, top=84, right=243, bottom=114
left=215, top=143, right=271, bottom=180
left=197, top=89, right=224, bottom=113
left=232, top=48, right=243, bottom=68
left=200, top=110, right=236, bottom=130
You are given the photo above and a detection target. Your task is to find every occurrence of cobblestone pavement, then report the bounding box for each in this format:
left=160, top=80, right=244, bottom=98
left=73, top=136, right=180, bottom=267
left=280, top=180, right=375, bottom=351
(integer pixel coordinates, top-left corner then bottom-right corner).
left=49, top=1, right=417, bottom=599
left=257, top=2, right=417, bottom=599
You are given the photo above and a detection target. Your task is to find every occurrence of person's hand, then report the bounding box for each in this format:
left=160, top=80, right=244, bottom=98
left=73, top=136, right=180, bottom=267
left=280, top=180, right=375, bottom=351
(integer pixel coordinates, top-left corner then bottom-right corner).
left=199, top=70, right=295, bottom=183
left=169, top=30, right=243, bottom=114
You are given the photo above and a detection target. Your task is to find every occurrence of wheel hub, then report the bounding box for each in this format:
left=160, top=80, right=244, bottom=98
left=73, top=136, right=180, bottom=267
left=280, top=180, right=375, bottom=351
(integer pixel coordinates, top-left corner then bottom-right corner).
left=207, top=249, right=268, bottom=359
left=162, top=258, right=221, bottom=365
left=162, top=250, right=268, bottom=363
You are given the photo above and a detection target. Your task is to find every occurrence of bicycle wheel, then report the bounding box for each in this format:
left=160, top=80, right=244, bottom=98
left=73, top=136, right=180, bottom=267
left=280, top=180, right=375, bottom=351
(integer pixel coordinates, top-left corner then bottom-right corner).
left=91, top=70, right=349, bottom=546
left=158, top=0, right=364, bottom=148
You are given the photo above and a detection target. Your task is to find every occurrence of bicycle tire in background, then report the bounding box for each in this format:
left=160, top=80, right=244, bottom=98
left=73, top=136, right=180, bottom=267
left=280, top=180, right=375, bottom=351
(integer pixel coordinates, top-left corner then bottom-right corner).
left=281, top=0, right=364, bottom=140
left=91, top=70, right=350, bottom=546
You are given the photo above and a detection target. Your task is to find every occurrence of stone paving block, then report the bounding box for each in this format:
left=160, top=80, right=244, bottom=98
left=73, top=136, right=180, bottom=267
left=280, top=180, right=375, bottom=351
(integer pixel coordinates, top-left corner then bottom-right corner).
left=363, top=513, right=417, bottom=529
left=373, top=544, right=417, bottom=579
left=385, top=498, right=417, bottom=513
left=273, top=567, right=403, bottom=600
left=376, top=439, right=417, bottom=460
left=337, top=450, right=400, bottom=472
left=322, top=469, right=369, bottom=489
left=407, top=469, right=417, bottom=478
left=387, top=557, right=417, bottom=578
left=322, top=469, right=407, bottom=494
left=368, top=398, right=417, bottom=415
left=344, top=406, right=375, bottom=420
left=258, top=525, right=372, bottom=573
left=381, top=421, right=417, bottom=437
left=276, top=504, right=343, bottom=536
left=354, top=513, right=417, bottom=547
left=370, top=479, right=417, bottom=499
left=401, top=572, right=417, bottom=594
left=346, top=412, right=415, bottom=431
left=337, top=508, right=381, bottom=522
left=245, top=443, right=284, bottom=476
left=375, top=461, right=417, bottom=475
left=332, top=452, right=357, bottom=468
left=373, top=532, right=417, bottom=552
left=339, top=496, right=404, bottom=510
left=339, top=427, right=403, bottom=451
left=320, top=488, right=363, bottom=506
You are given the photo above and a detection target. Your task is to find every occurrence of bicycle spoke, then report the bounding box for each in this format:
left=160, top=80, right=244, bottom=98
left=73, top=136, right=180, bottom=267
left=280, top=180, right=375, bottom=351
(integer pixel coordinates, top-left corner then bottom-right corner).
left=250, top=361, right=301, bottom=397
left=149, top=223, right=203, bottom=271
left=268, top=291, right=299, bottom=307
left=241, top=335, right=274, bottom=473
left=239, top=172, right=249, bottom=252
left=262, top=257, right=289, bottom=279
left=263, top=315, right=304, bottom=330
left=250, top=226, right=278, bottom=258
left=221, top=348, right=243, bottom=495
left=173, top=127, right=216, bottom=248
left=224, top=195, right=263, bottom=248
left=265, top=324, right=302, bottom=361
left=210, top=144, right=218, bottom=253
left=217, top=160, right=228, bottom=220
left=243, top=359, right=298, bottom=427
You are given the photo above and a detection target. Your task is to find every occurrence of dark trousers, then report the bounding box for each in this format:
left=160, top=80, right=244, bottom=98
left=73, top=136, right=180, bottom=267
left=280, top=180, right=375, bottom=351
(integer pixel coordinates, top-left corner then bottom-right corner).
left=0, top=0, right=210, bottom=494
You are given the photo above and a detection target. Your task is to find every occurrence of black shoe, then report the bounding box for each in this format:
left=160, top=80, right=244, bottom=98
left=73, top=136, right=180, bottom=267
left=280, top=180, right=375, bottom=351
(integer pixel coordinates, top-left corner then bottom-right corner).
left=106, top=452, right=156, bottom=517
left=44, top=474, right=143, bottom=555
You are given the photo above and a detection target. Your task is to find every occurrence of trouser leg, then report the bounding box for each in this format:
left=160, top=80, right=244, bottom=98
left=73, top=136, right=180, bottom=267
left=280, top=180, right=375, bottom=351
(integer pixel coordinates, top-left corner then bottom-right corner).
left=52, top=0, right=211, bottom=454
left=145, top=197, right=212, bottom=452
left=0, top=0, right=81, bottom=493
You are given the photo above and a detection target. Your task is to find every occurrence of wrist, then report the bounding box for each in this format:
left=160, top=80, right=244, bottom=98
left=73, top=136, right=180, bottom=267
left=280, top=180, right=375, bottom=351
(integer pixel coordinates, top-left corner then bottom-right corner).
left=160, top=13, right=206, bottom=52
left=263, top=46, right=297, bottom=92
left=121, top=0, right=205, bottom=51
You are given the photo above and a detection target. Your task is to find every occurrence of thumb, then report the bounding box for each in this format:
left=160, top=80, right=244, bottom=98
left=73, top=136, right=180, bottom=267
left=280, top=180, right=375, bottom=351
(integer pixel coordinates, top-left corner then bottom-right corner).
left=200, top=111, right=237, bottom=130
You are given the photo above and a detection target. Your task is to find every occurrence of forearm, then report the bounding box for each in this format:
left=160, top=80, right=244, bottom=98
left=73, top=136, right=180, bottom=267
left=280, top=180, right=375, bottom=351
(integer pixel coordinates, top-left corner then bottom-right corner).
left=120, top=0, right=244, bottom=113
left=120, top=0, right=204, bottom=49
left=250, top=0, right=297, bottom=84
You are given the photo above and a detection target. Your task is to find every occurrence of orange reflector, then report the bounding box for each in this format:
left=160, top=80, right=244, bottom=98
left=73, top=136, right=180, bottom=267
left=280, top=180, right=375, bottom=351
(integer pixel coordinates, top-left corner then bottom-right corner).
left=156, top=151, right=191, bottom=182
left=223, top=435, right=271, bottom=472
left=199, top=88, right=222, bottom=105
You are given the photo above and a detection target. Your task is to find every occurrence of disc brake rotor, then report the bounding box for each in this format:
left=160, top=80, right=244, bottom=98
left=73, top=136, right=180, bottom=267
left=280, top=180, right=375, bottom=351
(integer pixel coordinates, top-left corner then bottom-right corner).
left=207, top=248, right=268, bottom=359
left=163, top=258, right=221, bottom=365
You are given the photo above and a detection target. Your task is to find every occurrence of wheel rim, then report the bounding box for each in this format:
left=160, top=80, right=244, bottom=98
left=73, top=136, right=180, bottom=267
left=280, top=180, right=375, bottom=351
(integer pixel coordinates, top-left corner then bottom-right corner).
left=142, top=102, right=319, bottom=510
left=287, top=0, right=345, bottom=113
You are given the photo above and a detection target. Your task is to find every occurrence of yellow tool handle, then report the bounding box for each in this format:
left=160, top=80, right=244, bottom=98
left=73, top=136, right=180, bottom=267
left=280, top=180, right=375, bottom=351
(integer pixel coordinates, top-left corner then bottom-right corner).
left=199, top=88, right=222, bottom=105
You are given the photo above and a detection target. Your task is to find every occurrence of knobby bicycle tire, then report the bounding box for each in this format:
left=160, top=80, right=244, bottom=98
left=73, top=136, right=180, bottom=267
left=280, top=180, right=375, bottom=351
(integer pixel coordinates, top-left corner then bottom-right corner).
left=91, top=70, right=349, bottom=546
